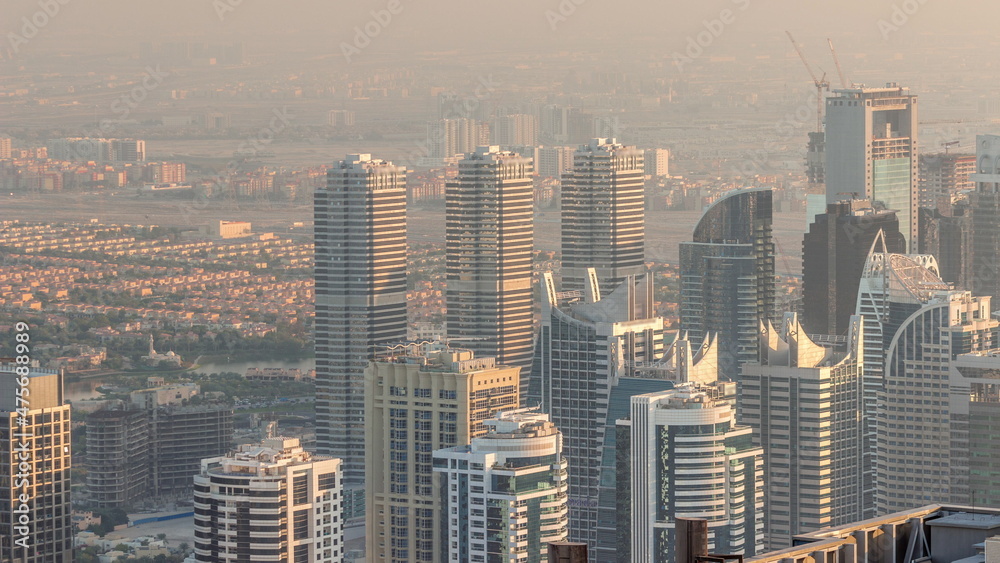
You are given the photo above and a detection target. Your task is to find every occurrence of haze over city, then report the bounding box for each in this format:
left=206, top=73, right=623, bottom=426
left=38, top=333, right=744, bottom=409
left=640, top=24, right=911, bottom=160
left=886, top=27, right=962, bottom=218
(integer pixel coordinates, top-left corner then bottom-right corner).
left=4, top=1, right=1000, bottom=562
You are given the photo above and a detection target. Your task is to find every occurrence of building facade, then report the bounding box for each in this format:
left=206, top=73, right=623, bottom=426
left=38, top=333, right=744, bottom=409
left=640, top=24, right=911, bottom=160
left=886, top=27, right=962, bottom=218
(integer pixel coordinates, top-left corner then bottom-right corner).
left=148, top=405, right=233, bottom=496
left=87, top=385, right=232, bottom=506
left=877, top=291, right=998, bottom=514
left=193, top=438, right=343, bottom=562
left=314, top=154, right=408, bottom=486
left=433, top=410, right=569, bottom=563
left=86, top=409, right=150, bottom=508
left=917, top=204, right=973, bottom=290
left=918, top=152, right=975, bottom=211
left=740, top=313, right=867, bottom=547
left=446, top=146, right=535, bottom=389
left=679, top=187, right=775, bottom=377
left=971, top=134, right=1000, bottom=311
left=429, top=119, right=490, bottom=161
left=644, top=148, right=669, bottom=179
left=492, top=114, right=539, bottom=147
left=824, top=84, right=919, bottom=249
left=1, top=365, right=73, bottom=563
left=617, top=382, right=765, bottom=561
left=561, top=138, right=646, bottom=296
left=365, top=343, right=521, bottom=563
left=854, top=237, right=948, bottom=514
left=801, top=199, right=906, bottom=336
left=533, top=271, right=667, bottom=558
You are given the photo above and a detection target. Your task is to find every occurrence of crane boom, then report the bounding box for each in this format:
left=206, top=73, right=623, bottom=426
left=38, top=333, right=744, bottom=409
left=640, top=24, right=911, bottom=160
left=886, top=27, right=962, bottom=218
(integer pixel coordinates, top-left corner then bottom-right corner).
left=827, top=38, right=848, bottom=88
left=786, top=31, right=820, bottom=84
left=786, top=31, right=829, bottom=133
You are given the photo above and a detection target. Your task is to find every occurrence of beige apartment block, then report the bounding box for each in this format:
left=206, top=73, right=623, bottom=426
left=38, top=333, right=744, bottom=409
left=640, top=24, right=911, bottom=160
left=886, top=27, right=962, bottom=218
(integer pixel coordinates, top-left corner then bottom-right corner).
left=365, top=343, right=520, bottom=563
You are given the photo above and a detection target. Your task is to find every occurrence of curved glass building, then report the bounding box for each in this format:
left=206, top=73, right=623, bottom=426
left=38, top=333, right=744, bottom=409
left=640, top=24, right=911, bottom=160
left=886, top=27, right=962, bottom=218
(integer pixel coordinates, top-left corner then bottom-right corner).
left=679, top=187, right=775, bottom=378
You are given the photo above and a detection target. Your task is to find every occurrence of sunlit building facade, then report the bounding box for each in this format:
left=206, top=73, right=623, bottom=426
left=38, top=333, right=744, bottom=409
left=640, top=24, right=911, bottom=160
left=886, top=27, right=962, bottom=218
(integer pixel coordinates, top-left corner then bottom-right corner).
left=561, top=138, right=646, bottom=295
left=446, top=146, right=535, bottom=391
left=314, top=154, right=408, bottom=487
left=825, top=85, right=919, bottom=249
left=433, top=410, right=569, bottom=563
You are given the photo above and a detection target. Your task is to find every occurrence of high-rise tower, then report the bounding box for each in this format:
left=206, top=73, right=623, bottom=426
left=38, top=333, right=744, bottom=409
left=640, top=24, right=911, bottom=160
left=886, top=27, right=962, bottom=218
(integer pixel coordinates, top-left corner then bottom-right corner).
left=617, top=381, right=765, bottom=560
left=679, top=187, right=775, bottom=377
left=193, top=438, right=343, bottom=562
left=741, top=313, right=866, bottom=547
left=801, top=199, right=906, bottom=336
left=446, top=146, right=535, bottom=392
left=364, top=343, right=520, bottom=563
left=534, top=271, right=674, bottom=558
left=433, top=410, right=569, bottom=563
left=877, top=291, right=998, bottom=514
left=561, top=138, right=645, bottom=296
left=971, top=134, right=1000, bottom=311
left=314, top=154, right=408, bottom=487
left=824, top=84, right=919, bottom=249
left=1, top=365, right=74, bottom=563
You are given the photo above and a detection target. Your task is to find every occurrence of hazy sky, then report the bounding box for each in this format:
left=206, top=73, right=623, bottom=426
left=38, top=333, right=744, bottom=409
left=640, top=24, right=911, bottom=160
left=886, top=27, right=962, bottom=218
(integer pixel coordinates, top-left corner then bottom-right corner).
left=7, top=0, right=997, bottom=59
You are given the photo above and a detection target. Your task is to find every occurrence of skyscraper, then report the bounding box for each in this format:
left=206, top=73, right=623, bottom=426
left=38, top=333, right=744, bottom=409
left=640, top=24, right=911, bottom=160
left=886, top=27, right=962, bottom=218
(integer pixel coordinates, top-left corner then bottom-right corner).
left=854, top=235, right=948, bottom=513
left=446, top=146, right=535, bottom=390
left=801, top=199, right=905, bottom=336
left=1, top=365, right=73, bottom=563
left=364, top=343, right=520, bottom=563
left=971, top=134, right=1000, bottom=310
left=433, top=409, right=569, bottom=563
left=824, top=84, right=919, bottom=249
left=193, top=438, right=343, bottom=562
left=314, top=154, right=408, bottom=487
left=561, top=138, right=646, bottom=295
left=740, top=313, right=867, bottom=547
left=679, top=187, right=775, bottom=377
left=616, top=381, right=765, bottom=561
left=533, top=271, right=672, bottom=558
left=877, top=291, right=998, bottom=514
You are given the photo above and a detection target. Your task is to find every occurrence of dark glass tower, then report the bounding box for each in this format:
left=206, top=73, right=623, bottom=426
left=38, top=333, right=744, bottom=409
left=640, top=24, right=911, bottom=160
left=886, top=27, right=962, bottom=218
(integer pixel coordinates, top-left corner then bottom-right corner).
left=679, top=187, right=775, bottom=377
left=802, top=199, right=906, bottom=336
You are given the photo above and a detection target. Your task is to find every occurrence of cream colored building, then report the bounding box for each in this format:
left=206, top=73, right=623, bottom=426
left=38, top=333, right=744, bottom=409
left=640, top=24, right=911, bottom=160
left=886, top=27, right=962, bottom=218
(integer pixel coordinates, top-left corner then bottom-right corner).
left=740, top=313, right=866, bottom=549
left=364, top=343, right=520, bottom=563
left=1, top=365, right=74, bottom=562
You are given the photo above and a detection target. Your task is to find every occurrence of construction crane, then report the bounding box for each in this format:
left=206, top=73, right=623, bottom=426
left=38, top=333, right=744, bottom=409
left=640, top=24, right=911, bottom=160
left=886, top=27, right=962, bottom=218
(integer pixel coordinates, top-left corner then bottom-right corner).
left=827, top=38, right=850, bottom=89
left=786, top=31, right=830, bottom=132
